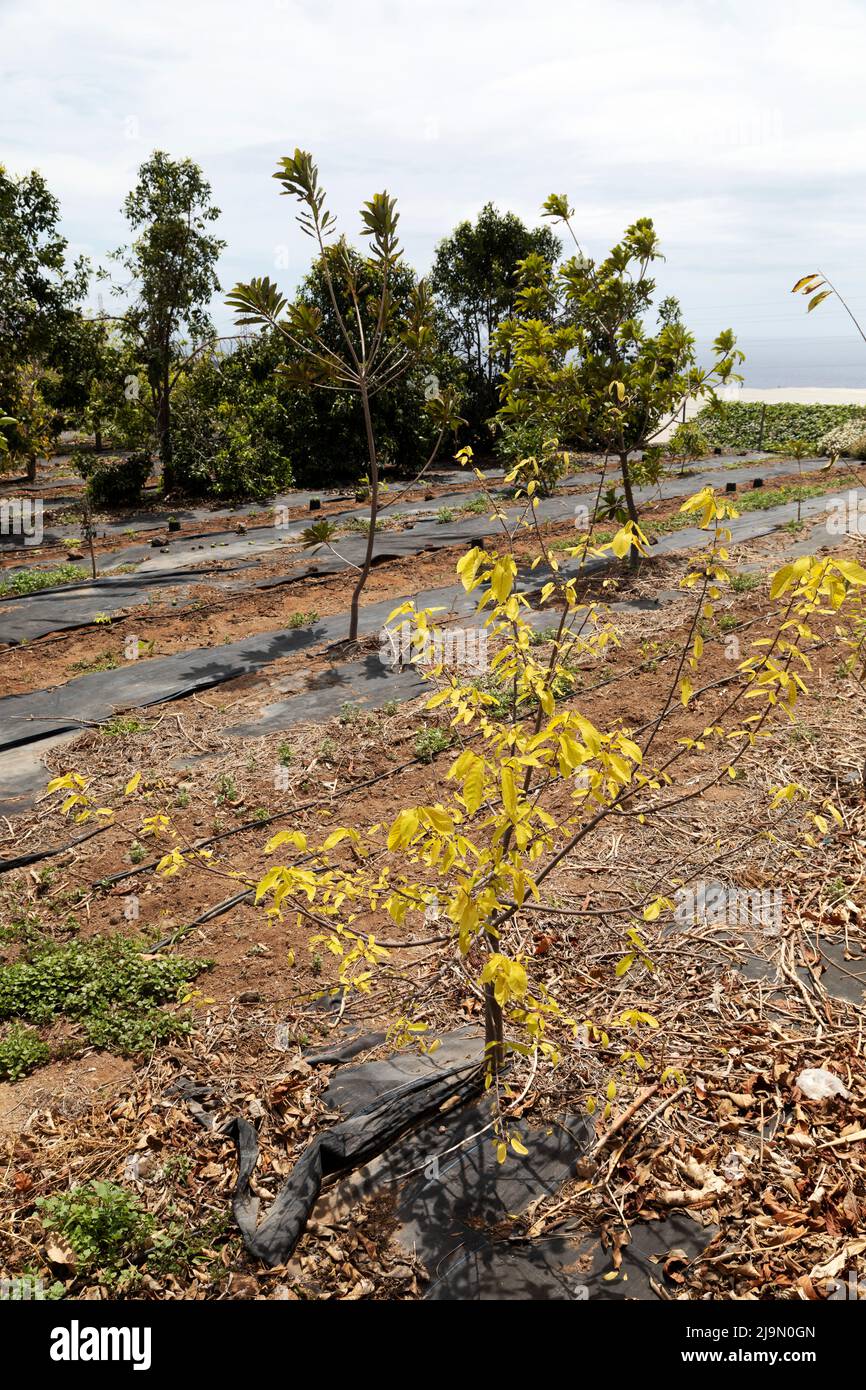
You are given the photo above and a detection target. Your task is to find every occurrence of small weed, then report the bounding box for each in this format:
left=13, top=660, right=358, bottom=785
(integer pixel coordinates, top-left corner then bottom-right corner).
left=161, top=1154, right=192, bottom=1186
left=36, top=1183, right=154, bottom=1287
left=72, top=650, right=119, bottom=673
left=414, top=727, right=452, bottom=762
left=288, top=609, right=319, bottom=629
left=462, top=494, right=488, bottom=515
left=730, top=573, right=760, bottom=594
left=101, top=716, right=150, bottom=736
left=277, top=742, right=294, bottom=766
left=0, top=1023, right=50, bottom=1081
left=216, top=773, right=239, bottom=803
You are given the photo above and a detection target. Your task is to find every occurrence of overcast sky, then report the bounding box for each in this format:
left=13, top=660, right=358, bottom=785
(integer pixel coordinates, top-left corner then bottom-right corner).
left=5, top=0, right=866, bottom=383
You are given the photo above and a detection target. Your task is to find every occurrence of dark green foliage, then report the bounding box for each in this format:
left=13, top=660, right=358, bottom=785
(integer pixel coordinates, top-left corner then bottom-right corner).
left=71, top=450, right=152, bottom=507
left=0, top=936, right=208, bottom=1062
left=695, top=401, right=866, bottom=452
left=0, top=165, right=90, bottom=475
left=279, top=250, right=438, bottom=484
left=179, top=258, right=438, bottom=496
left=171, top=346, right=293, bottom=499
left=431, top=203, right=561, bottom=445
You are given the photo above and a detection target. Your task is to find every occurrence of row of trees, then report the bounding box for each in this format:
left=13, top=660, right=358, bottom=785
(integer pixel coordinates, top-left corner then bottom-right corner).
left=1, top=152, right=739, bottom=508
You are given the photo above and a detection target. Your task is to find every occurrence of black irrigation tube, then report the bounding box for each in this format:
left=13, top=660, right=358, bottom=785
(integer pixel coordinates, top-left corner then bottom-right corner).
left=148, top=888, right=253, bottom=952
left=0, top=823, right=113, bottom=874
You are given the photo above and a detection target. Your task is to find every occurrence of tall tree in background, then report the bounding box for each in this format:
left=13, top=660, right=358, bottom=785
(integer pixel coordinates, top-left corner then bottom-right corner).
left=106, top=151, right=224, bottom=491
left=430, top=203, right=560, bottom=444
left=0, top=166, right=88, bottom=478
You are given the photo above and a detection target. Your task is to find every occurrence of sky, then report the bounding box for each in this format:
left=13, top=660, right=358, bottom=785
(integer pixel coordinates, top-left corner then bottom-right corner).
left=4, top=0, right=866, bottom=385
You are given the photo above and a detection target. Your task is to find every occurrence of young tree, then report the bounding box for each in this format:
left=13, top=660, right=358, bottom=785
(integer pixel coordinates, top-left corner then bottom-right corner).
left=227, top=151, right=458, bottom=642
left=0, top=165, right=88, bottom=478
left=106, top=151, right=225, bottom=490
left=282, top=249, right=442, bottom=483
left=496, top=199, right=743, bottom=535
left=430, top=203, right=560, bottom=444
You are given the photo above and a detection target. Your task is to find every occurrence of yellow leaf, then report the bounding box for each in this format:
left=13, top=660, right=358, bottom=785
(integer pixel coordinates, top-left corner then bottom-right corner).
left=501, top=765, right=517, bottom=819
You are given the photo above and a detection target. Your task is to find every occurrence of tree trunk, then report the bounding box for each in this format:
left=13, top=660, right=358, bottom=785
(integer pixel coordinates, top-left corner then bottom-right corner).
left=157, top=383, right=173, bottom=493
left=94, top=422, right=102, bottom=453
left=619, top=450, right=640, bottom=569
left=484, top=983, right=505, bottom=1077
left=26, top=454, right=36, bottom=484
left=619, top=450, right=639, bottom=525
left=348, top=382, right=379, bottom=643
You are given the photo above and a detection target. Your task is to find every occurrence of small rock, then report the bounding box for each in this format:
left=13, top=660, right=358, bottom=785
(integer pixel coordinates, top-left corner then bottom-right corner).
left=238, top=990, right=261, bottom=1004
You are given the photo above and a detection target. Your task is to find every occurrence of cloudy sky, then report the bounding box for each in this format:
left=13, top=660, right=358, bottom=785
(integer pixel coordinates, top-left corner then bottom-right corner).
left=5, top=0, right=866, bottom=383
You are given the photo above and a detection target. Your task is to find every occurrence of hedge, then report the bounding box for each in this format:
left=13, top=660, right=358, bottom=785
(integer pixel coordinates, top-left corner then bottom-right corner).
left=694, top=402, right=866, bottom=453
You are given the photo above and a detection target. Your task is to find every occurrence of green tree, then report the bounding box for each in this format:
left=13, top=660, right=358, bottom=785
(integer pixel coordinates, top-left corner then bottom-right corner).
left=430, top=203, right=560, bottom=444
left=282, top=248, right=440, bottom=483
left=47, top=313, right=124, bottom=451
left=228, top=150, right=457, bottom=641
left=0, top=165, right=88, bottom=478
left=106, top=152, right=225, bottom=490
left=497, top=198, right=742, bottom=534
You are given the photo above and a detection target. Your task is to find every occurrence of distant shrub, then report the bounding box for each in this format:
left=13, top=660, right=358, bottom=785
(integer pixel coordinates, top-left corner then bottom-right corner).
left=696, top=401, right=866, bottom=452
left=494, top=417, right=553, bottom=468
left=667, top=420, right=709, bottom=463
left=495, top=421, right=570, bottom=494
left=71, top=450, right=152, bottom=508
left=171, top=392, right=293, bottom=501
